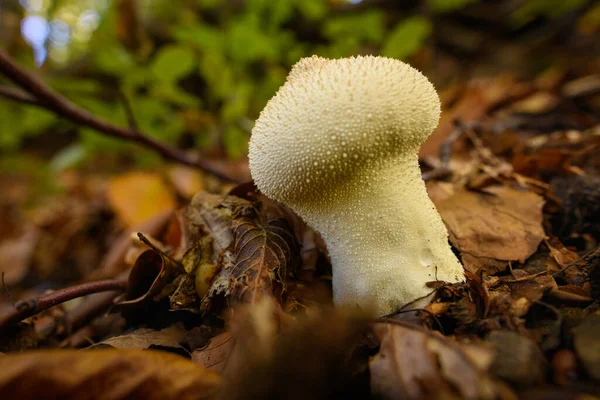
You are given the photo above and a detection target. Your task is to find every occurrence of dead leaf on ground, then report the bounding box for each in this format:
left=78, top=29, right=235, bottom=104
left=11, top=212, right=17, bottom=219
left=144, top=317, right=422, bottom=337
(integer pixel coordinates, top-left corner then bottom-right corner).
left=192, top=331, right=236, bottom=374
left=107, top=172, right=177, bottom=228
left=430, top=183, right=545, bottom=274
left=370, top=323, right=499, bottom=400
left=89, top=325, right=188, bottom=354
left=0, top=349, right=221, bottom=400
left=229, top=217, right=297, bottom=305
left=118, top=248, right=184, bottom=308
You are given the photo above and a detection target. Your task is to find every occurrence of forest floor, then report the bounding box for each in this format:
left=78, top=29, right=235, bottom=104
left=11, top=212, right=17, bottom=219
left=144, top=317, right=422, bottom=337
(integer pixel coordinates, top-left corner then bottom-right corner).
left=1, top=41, right=600, bottom=400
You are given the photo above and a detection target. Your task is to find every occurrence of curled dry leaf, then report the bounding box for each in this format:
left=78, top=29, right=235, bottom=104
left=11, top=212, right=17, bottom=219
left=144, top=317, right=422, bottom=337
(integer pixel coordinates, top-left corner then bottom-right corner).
left=0, top=349, right=221, bottom=400
left=370, top=323, right=498, bottom=400
left=229, top=217, right=296, bottom=304
left=118, top=248, right=184, bottom=308
left=430, top=183, right=545, bottom=274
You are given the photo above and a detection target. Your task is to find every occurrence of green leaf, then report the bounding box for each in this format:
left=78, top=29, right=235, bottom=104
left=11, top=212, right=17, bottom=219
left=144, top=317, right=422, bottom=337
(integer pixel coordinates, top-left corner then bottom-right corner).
left=151, top=83, right=201, bottom=107
left=94, top=44, right=136, bottom=76
left=323, top=9, right=385, bottom=44
left=173, top=25, right=223, bottom=52
left=223, top=125, right=248, bottom=159
left=226, top=15, right=279, bottom=63
left=382, top=16, right=432, bottom=60
left=295, top=0, right=327, bottom=21
left=150, top=45, right=196, bottom=82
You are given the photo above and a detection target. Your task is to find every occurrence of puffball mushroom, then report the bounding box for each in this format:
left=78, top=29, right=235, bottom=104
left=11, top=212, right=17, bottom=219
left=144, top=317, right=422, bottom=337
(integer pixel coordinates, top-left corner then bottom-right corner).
left=249, top=55, right=464, bottom=316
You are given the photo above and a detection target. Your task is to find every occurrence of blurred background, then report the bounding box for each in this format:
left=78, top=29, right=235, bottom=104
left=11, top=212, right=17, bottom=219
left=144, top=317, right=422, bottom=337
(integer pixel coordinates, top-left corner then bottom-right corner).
left=0, top=0, right=598, bottom=287
left=0, top=0, right=597, bottom=174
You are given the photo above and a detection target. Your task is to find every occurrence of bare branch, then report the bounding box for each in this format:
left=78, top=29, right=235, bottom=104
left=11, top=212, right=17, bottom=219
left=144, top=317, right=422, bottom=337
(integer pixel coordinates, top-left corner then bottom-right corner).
left=0, top=49, right=241, bottom=182
left=0, top=279, right=128, bottom=330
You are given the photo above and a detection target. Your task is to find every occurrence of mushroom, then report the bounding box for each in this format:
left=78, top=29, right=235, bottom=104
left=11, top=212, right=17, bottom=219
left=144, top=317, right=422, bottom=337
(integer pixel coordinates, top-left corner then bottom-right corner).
left=249, top=55, right=464, bottom=316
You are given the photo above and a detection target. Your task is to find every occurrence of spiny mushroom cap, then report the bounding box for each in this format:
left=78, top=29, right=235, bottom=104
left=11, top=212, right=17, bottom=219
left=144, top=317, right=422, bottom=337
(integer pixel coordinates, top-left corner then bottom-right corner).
left=249, top=55, right=441, bottom=205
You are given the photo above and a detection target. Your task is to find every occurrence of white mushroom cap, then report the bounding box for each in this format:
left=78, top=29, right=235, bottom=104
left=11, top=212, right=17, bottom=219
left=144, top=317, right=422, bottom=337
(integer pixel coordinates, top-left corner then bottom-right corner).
left=249, top=55, right=463, bottom=316
left=249, top=55, right=440, bottom=205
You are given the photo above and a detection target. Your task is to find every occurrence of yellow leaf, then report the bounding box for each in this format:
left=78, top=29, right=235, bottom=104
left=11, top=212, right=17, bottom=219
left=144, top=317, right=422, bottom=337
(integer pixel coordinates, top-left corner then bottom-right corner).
left=107, top=172, right=176, bottom=227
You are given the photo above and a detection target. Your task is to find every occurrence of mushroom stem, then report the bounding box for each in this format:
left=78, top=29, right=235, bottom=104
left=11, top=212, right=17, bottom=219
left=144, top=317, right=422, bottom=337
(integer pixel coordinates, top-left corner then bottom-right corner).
left=292, top=154, right=463, bottom=316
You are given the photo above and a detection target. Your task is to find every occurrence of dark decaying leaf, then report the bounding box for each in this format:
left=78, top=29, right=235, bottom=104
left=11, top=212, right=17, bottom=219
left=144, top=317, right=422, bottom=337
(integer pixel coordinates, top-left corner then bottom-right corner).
left=229, top=217, right=297, bottom=304
left=370, top=323, right=499, bottom=400
left=0, top=349, right=221, bottom=400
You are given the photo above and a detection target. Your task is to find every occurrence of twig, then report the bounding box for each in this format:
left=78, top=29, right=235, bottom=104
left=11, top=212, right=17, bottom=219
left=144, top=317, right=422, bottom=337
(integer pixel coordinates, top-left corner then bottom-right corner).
left=0, top=49, right=240, bottom=182
left=0, top=279, right=127, bottom=330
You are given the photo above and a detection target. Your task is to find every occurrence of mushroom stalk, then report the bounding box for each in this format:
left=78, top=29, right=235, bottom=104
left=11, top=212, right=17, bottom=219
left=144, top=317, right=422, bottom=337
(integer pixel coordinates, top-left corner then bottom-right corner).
left=248, top=55, right=465, bottom=316
left=292, top=155, right=463, bottom=316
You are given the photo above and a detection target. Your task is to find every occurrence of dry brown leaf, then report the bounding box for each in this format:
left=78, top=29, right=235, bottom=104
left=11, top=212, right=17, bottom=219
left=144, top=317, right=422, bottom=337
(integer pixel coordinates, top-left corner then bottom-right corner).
left=90, top=325, right=188, bottom=353
left=0, top=349, right=221, bottom=400
left=229, top=217, right=296, bottom=304
left=431, top=184, right=545, bottom=274
left=107, top=172, right=176, bottom=228
left=192, top=331, right=236, bottom=374
left=545, top=237, right=580, bottom=269
left=118, top=248, right=184, bottom=307
left=370, top=323, right=498, bottom=400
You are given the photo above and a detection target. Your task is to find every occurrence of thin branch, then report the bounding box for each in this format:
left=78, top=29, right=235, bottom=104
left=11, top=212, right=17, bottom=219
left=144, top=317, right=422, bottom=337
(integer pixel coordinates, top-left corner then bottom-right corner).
left=0, top=49, right=240, bottom=182
left=0, top=279, right=127, bottom=330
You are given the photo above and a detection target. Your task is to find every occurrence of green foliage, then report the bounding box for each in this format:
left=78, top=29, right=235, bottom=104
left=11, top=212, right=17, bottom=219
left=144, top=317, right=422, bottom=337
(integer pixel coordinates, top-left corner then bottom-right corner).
left=382, top=16, right=432, bottom=60
left=1, top=0, right=589, bottom=166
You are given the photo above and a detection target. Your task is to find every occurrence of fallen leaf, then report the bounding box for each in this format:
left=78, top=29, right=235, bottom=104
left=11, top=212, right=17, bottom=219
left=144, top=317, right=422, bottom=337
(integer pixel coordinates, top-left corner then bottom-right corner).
left=0, top=349, right=221, bottom=400
left=229, top=217, right=297, bottom=304
left=370, top=323, right=498, bottom=400
left=107, top=172, right=176, bottom=228
left=89, top=325, right=188, bottom=353
left=192, top=331, right=235, bottom=373
left=118, top=248, right=184, bottom=308
left=431, top=184, right=545, bottom=274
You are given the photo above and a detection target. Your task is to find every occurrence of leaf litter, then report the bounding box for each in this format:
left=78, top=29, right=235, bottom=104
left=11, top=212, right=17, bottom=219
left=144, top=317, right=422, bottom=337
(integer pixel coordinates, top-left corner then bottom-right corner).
left=1, top=69, right=600, bottom=399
